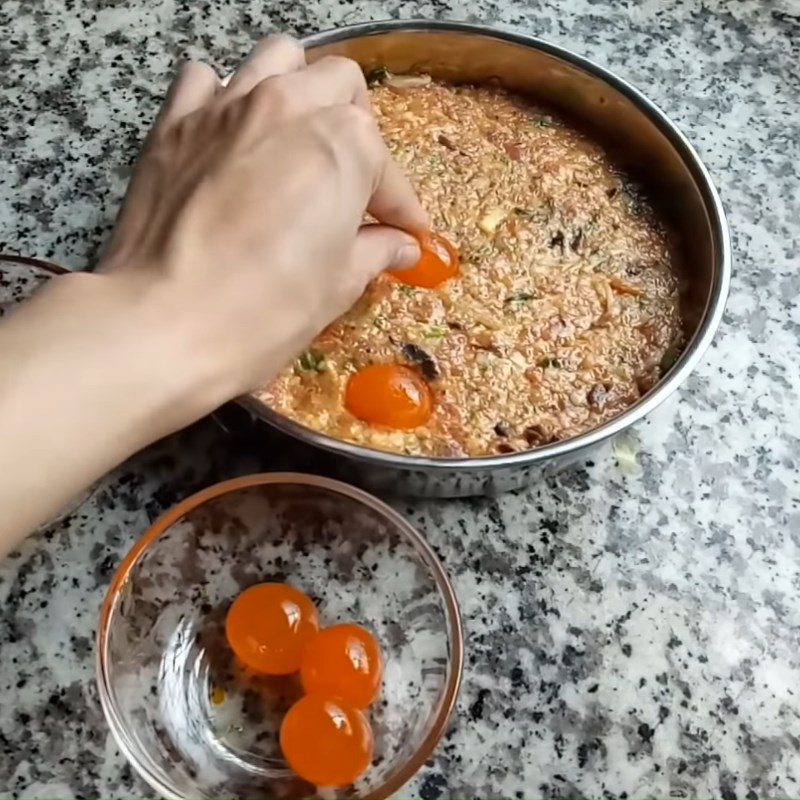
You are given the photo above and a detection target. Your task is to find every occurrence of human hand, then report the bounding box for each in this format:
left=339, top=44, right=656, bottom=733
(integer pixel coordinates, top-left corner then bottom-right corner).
left=101, top=33, right=427, bottom=404
left=0, top=35, right=428, bottom=550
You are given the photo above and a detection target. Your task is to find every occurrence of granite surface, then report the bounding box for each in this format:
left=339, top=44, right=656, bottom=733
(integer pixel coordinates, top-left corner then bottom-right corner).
left=1, top=0, right=799, bottom=797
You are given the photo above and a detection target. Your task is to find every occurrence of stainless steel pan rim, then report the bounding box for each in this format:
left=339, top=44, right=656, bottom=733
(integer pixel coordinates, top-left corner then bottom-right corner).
left=242, top=19, right=731, bottom=474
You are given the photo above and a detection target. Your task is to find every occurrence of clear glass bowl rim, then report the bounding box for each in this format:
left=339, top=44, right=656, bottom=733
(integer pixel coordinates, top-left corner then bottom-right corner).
left=95, top=471, right=464, bottom=800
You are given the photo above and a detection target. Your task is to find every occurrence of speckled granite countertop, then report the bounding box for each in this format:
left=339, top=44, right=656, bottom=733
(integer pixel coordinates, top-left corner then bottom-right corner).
left=1, top=0, right=799, bottom=798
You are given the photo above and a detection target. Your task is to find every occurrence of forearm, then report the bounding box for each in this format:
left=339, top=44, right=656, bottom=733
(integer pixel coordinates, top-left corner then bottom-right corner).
left=0, top=35, right=428, bottom=556
left=0, top=271, right=224, bottom=555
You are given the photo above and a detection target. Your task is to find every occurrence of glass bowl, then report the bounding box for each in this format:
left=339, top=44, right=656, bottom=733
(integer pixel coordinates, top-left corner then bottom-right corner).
left=96, top=473, right=463, bottom=799
left=0, top=253, right=66, bottom=320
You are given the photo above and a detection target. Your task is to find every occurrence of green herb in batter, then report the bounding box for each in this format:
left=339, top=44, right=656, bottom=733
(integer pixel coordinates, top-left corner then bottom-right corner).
left=539, top=357, right=562, bottom=369
left=618, top=182, right=645, bottom=213
left=513, top=203, right=551, bottom=222
left=423, top=325, right=447, bottom=340
left=400, top=285, right=416, bottom=297
left=297, top=349, right=325, bottom=372
left=428, top=154, right=443, bottom=170
left=619, top=189, right=637, bottom=209
left=504, top=291, right=537, bottom=305
left=531, top=114, right=555, bottom=128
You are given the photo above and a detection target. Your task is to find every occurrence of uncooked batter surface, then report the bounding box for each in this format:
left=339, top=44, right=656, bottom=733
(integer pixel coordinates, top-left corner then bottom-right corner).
left=259, top=77, right=684, bottom=457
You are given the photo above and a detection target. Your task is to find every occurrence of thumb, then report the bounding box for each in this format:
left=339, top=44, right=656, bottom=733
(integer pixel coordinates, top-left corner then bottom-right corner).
left=350, top=224, right=421, bottom=282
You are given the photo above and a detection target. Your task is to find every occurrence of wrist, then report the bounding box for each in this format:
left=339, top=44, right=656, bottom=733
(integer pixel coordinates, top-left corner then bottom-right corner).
left=0, top=268, right=230, bottom=547
left=100, top=269, right=238, bottom=432
left=32, top=269, right=232, bottom=446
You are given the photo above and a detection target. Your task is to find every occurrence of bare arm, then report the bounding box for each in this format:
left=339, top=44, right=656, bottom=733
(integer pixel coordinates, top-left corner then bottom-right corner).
left=0, top=35, right=427, bottom=556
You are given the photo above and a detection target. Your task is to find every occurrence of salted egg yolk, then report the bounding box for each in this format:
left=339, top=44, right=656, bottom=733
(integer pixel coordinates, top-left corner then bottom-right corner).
left=393, top=232, right=459, bottom=289
left=300, top=624, right=382, bottom=709
left=280, top=694, right=373, bottom=787
left=225, top=582, right=319, bottom=675
left=344, top=363, right=432, bottom=429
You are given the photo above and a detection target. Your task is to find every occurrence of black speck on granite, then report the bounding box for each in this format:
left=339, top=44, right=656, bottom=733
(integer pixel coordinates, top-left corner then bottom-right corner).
left=1, top=0, right=800, bottom=798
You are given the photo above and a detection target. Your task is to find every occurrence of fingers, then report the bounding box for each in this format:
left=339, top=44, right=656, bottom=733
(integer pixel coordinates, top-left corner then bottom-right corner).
left=314, top=104, right=430, bottom=235
left=349, top=225, right=421, bottom=283
left=224, top=34, right=305, bottom=100
left=239, top=55, right=371, bottom=134
left=157, top=62, right=221, bottom=129
left=367, top=158, right=430, bottom=234
left=258, top=55, right=370, bottom=113
left=228, top=45, right=427, bottom=234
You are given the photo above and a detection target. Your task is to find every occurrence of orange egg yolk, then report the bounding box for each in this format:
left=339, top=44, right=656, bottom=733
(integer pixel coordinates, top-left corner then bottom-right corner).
left=393, top=232, right=459, bottom=288
left=300, top=624, right=382, bottom=709
left=225, top=583, right=319, bottom=675
left=344, top=364, right=433, bottom=429
left=280, top=694, right=373, bottom=787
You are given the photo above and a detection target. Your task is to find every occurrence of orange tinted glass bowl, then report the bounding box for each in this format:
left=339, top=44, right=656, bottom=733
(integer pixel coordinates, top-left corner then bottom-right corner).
left=96, top=473, right=462, bottom=799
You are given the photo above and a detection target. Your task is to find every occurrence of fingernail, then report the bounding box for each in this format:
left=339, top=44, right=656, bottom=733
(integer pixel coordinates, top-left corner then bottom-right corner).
left=393, top=241, right=421, bottom=270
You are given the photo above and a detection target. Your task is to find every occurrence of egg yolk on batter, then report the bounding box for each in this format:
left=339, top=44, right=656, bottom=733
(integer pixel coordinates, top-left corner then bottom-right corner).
left=225, top=582, right=319, bottom=675
left=280, top=694, right=373, bottom=787
left=300, top=624, right=382, bottom=709
left=345, top=364, right=432, bottom=428
left=393, top=232, right=459, bottom=288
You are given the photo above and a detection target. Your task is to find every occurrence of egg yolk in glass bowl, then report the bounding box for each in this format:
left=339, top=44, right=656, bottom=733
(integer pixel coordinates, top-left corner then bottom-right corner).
left=280, top=694, right=374, bottom=787
left=225, top=582, right=319, bottom=675
left=300, top=623, right=382, bottom=709
left=224, top=583, right=383, bottom=787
